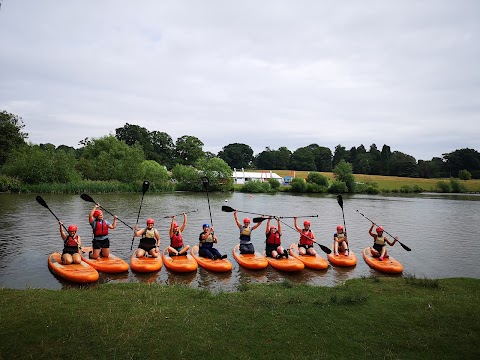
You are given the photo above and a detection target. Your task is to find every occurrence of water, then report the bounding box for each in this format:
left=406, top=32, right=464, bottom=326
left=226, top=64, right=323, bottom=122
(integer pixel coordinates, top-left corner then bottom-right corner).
left=1, top=192, right=479, bottom=291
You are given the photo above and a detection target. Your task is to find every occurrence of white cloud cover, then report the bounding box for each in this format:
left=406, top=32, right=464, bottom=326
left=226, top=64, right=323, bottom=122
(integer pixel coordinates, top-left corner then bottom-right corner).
left=1, top=0, right=479, bottom=161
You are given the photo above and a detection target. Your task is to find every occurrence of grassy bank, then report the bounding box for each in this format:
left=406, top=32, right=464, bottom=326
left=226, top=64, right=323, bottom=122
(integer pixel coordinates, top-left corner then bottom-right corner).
left=1, top=277, right=479, bottom=359
left=256, top=170, right=480, bottom=192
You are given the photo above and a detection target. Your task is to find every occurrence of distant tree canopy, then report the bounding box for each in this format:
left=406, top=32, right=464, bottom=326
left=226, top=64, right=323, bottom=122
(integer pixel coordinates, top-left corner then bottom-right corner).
left=2, top=113, right=480, bottom=182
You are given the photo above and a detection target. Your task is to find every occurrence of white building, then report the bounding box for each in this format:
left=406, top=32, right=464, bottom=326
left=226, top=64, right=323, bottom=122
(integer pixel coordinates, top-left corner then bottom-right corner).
left=232, top=168, right=284, bottom=185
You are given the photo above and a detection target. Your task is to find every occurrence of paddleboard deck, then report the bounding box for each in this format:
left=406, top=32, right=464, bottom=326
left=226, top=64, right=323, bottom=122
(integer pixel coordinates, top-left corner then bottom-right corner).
left=130, top=251, right=162, bottom=273
left=232, top=244, right=268, bottom=270
left=162, top=247, right=198, bottom=273
left=191, top=245, right=232, bottom=272
left=362, top=247, right=403, bottom=274
left=327, top=249, right=357, bottom=267
left=289, top=243, right=328, bottom=270
left=81, top=247, right=129, bottom=273
left=263, top=251, right=305, bottom=272
left=48, top=252, right=99, bottom=283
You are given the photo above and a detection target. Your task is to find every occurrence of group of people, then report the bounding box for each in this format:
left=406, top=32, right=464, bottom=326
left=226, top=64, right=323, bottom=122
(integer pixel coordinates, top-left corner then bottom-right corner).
left=58, top=203, right=397, bottom=265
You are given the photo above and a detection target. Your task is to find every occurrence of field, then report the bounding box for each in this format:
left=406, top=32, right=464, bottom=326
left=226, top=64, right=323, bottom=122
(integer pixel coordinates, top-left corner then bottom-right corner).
left=250, top=169, right=480, bottom=192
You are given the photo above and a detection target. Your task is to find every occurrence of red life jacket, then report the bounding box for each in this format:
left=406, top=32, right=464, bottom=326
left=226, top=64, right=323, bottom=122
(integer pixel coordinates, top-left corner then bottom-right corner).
left=170, top=231, right=183, bottom=248
left=266, top=231, right=281, bottom=245
left=64, top=234, right=79, bottom=247
left=93, top=220, right=109, bottom=237
left=299, top=229, right=313, bottom=246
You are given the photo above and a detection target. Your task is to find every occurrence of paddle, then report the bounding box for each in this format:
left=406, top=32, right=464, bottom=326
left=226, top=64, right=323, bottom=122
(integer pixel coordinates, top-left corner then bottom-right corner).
left=356, top=210, right=411, bottom=251
left=130, top=181, right=150, bottom=250
left=80, top=193, right=133, bottom=230
left=221, top=205, right=274, bottom=218
left=252, top=215, right=318, bottom=223
left=336, top=194, right=349, bottom=249
left=202, top=177, right=214, bottom=228
left=163, top=209, right=198, bottom=218
left=36, top=196, right=80, bottom=249
left=275, top=218, right=332, bottom=254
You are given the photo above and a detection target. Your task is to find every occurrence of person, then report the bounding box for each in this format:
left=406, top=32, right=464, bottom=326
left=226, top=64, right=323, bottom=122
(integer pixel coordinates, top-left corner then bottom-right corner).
left=59, top=221, right=82, bottom=265
left=167, top=213, right=190, bottom=256
left=265, top=217, right=288, bottom=259
left=88, top=204, right=117, bottom=259
left=234, top=210, right=262, bottom=254
left=369, top=224, right=398, bottom=261
left=293, top=217, right=317, bottom=256
left=333, top=225, right=349, bottom=256
left=133, top=218, right=160, bottom=258
left=198, top=224, right=227, bottom=260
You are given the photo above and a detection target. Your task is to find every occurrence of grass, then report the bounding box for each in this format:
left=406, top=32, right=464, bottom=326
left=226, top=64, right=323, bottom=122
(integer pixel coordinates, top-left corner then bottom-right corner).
left=1, top=278, right=479, bottom=359
left=252, top=169, right=480, bottom=192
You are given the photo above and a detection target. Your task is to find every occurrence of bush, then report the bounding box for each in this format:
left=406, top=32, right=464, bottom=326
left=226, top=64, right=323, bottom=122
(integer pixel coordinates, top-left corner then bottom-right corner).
left=458, top=169, right=472, bottom=181
left=0, top=175, right=22, bottom=192
left=241, top=180, right=273, bottom=194
left=329, top=180, right=348, bottom=193
left=290, top=178, right=306, bottom=193
left=306, top=172, right=329, bottom=187
left=436, top=181, right=451, bottom=193
left=450, top=178, right=466, bottom=193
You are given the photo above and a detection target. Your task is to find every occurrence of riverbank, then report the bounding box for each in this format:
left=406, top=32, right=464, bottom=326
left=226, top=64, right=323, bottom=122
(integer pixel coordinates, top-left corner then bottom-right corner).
left=1, top=277, right=479, bottom=359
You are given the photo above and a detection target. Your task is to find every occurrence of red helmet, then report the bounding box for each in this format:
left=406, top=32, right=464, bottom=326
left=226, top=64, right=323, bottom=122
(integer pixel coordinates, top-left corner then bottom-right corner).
left=376, top=226, right=384, bottom=233
left=243, top=217, right=250, bottom=223
left=337, top=225, right=344, bottom=231
left=173, top=222, right=178, bottom=228
left=68, top=225, right=78, bottom=232
left=93, top=210, right=102, bottom=218
left=269, top=226, right=277, bottom=231
left=304, top=220, right=311, bottom=226
left=147, top=218, right=154, bottom=225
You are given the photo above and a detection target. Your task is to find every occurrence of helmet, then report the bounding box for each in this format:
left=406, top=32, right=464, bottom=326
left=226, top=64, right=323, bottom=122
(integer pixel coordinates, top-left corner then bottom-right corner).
left=243, top=217, right=250, bottom=223
left=203, top=223, right=210, bottom=228
left=337, top=225, right=344, bottom=231
left=68, top=225, right=78, bottom=232
left=304, top=220, right=311, bottom=226
left=173, top=222, right=179, bottom=228
left=147, top=218, right=154, bottom=225
left=93, top=210, right=102, bottom=218
left=269, top=226, right=277, bottom=231
left=376, top=226, right=384, bottom=233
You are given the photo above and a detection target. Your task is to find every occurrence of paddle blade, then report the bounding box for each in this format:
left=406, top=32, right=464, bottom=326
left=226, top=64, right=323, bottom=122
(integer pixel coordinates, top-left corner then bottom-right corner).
left=337, top=194, right=344, bottom=209
left=318, top=243, right=332, bottom=254
left=36, top=196, right=48, bottom=209
left=221, top=205, right=235, bottom=212
left=202, top=176, right=209, bottom=190
left=80, top=194, right=95, bottom=203
left=399, top=241, right=411, bottom=251
left=252, top=217, right=267, bottom=223
left=142, top=180, right=150, bottom=194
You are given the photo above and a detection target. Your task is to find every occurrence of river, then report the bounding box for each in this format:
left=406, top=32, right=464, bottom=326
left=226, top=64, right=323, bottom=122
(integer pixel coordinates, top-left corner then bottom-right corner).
left=1, top=191, right=479, bottom=291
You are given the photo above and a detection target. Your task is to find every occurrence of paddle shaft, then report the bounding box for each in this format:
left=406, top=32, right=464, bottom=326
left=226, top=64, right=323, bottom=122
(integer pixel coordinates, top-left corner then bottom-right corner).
left=275, top=218, right=332, bottom=254
left=336, top=195, right=349, bottom=248
left=131, top=181, right=150, bottom=250
left=202, top=177, right=213, bottom=227
left=356, top=210, right=411, bottom=251
left=163, top=209, right=198, bottom=218
left=80, top=194, right=133, bottom=230
left=221, top=205, right=275, bottom=217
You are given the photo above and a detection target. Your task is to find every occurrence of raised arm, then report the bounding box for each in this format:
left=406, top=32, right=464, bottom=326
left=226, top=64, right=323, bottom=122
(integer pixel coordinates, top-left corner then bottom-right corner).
left=59, top=221, right=67, bottom=241
left=234, top=211, right=241, bottom=227
left=180, top=213, right=187, bottom=232
left=293, top=217, right=301, bottom=232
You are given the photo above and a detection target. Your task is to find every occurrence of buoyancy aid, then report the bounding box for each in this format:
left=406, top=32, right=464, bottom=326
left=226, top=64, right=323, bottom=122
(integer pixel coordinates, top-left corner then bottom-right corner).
left=93, top=220, right=108, bottom=237
left=299, top=229, right=313, bottom=246
left=335, top=232, right=346, bottom=242
left=239, top=226, right=251, bottom=241
left=375, top=235, right=386, bottom=246
left=142, top=228, right=156, bottom=239
left=266, top=231, right=281, bottom=245
left=170, top=231, right=183, bottom=248
left=64, top=234, right=79, bottom=247
left=200, top=232, right=214, bottom=244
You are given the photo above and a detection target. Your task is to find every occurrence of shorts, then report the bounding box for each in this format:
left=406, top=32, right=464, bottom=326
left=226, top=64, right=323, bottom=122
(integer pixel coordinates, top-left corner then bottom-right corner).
left=298, top=244, right=313, bottom=250
left=265, top=244, right=279, bottom=257
left=373, top=243, right=385, bottom=253
left=92, top=238, right=110, bottom=249
left=240, top=243, right=255, bottom=254
left=62, top=246, right=79, bottom=255
left=139, top=238, right=156, bottom=252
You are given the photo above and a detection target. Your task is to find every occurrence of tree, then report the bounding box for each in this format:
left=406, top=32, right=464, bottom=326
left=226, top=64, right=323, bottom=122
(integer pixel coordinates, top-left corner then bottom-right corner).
left=276, top=147, right=292, bottom=169
left=255, top=147, right=277, bottom=169
left=149, top=131, right=175, bottom=169
left=389, top=151, right=417, bottom=177
left=333, top=160, right=355, bottom=193
left=0, top=111, right=28, bottom=166
left=290, top=147, right=316, bottom=171
left=332, top=145, right=348, bottom=167
left=443, top=148, right=480, bottom=179
left=218, top=143, right=254, bottom=169
left=458, top=169, right=472, bottom=181
left=175, top=135, right=204, bottom=166
left=196, top=157, right=233, bottom=191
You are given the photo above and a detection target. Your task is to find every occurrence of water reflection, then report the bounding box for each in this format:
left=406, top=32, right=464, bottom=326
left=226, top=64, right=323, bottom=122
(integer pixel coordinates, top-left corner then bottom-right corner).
left=1, top=192, right=480, bottom=291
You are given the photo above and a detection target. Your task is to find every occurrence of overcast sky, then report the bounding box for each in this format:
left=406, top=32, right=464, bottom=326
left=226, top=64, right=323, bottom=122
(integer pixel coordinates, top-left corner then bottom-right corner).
left=1, top=0, right=479, bottom=161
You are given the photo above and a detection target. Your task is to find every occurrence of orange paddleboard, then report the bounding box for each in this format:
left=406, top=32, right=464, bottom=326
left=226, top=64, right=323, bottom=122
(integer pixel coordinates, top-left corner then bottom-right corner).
left=130, top=251, right=162, bottom=273
left=327, top=249, right=357, bottom=267
left=48, top=252, right=99, bottom=283
left=263, top=251, right=304, bottom=272
left=162, top=247, right=198, bottom=273
left=81, top=247, right=129, bottom=273
left=232, top=244, right=268, bottom=270
left=362, top=247, right=403, bottom=273
left=289, top=243, right=328, bottom=270
left=191, top=245, right=232, bottom=272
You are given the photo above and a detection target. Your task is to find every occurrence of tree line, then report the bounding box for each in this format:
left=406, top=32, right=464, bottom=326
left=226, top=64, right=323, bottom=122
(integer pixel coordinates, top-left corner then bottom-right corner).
left=1, top=111, right=480, bottom=192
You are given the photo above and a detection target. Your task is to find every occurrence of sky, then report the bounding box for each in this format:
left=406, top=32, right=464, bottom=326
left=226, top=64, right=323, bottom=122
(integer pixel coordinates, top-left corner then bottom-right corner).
left=1, top=0, right=479, bottom=162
